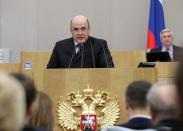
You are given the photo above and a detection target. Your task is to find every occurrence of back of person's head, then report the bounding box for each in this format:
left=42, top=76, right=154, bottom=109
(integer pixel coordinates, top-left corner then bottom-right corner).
left=10, top=73, right=37, bottom=115
left=29, top=91, right=54, bottom=131
left=0, top=72, right=25, bottom=131
left=125, top=80, right=152, bottom=110
left=147, top=80, right=178, bottom=123
left=175, top=55, right=183, bottom=122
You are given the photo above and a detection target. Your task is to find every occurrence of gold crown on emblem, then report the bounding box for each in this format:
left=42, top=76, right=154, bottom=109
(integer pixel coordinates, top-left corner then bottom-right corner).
left=83, top=85, right=93, bottom=97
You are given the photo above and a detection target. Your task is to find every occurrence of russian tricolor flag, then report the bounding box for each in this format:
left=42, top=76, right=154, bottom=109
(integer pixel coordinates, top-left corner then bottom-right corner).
left=147, top=0, right=165, bottom=49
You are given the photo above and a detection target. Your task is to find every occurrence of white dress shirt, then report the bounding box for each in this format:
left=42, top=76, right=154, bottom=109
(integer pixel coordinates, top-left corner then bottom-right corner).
left=74, top=40, right=80, bottom=54
left=162, top=45, right=173, bottom=61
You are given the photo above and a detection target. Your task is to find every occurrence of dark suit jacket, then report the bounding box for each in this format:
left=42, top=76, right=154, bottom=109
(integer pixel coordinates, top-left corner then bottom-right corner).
left=47, top=37, right=114, bottom=68
left=155, top=119, right=178, bottom=130
left=118, top=117, right=152, bottom=130
left=171, top=120, right=183, bottom=131
left=22, top=125, right=49, bottom=131
left=150, top=45, right=183, bottom=61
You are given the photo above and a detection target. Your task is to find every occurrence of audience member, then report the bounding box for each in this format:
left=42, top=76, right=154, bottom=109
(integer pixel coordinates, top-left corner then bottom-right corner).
left=29, top=91, right=55, bottom=131
left=172, top=54, right=183, bottom=131
left=0, top=73, right=25, bottom=131
left=117, top=80, right=152, bottom=129
left=10, top=73, right=47, bottom=131
left=147, top=80, right=178, bottom=130
left=100, top=80, right=153, bottom=131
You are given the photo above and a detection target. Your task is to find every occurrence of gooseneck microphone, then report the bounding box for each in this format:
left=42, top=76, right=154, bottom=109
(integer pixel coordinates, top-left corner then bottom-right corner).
left=68, top=46, right=76, bottom=68
left=101, top=42, right=109, bottom=68
left=80, top=44, right=84, bottom=68
left=89, top=40, right=96, bottom=68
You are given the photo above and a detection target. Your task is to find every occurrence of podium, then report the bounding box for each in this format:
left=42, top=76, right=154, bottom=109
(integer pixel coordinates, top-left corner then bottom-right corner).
left=43, top=68, right=156, bottom=131
left=18, top=51, right=178, bottom=130
left=155, top=62, right=178, bottom=80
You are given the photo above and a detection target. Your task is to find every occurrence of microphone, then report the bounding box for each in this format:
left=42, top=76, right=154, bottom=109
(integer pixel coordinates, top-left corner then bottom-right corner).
left=100, top=42, right=109, bottom=68
left=89, top=40, right=96, bottom=68
left=68, top=47, right=76, bottom=68
left=80, top=44, right=84, bottom=68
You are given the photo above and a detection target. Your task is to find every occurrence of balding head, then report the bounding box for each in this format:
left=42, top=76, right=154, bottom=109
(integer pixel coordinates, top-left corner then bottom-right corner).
left=70, top=15, right=90, bottom=29
left=70, top=15, right=90, bottom=44
left=147, top=80, right=178, bottom=124
left=156, top=84, right=176, bottom=107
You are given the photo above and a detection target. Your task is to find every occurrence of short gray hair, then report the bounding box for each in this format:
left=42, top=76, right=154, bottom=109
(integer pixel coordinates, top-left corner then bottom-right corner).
left=160, top=28, right=174, bottom=38
left=147, top=80, right=177, bottom=117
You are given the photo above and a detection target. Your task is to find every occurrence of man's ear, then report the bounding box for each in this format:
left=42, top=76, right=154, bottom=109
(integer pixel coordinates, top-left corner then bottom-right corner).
left=125, top=100, right=129, bottom=110
left=150, top=109, right=156, bottom=124
left=27, top=100, right=38, bottom=117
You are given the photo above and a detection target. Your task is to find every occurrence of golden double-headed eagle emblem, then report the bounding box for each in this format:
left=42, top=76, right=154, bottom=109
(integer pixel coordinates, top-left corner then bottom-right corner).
left=57, top=85, right=120, bottom=130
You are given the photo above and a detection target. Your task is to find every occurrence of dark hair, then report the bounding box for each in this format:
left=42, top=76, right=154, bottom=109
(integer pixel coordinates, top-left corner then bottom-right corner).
left=10, top=73, right=37, bottom=112
left=125, top=80, right=152, bottom=109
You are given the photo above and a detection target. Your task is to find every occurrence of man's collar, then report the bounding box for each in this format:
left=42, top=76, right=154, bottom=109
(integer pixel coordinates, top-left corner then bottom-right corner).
left=74, top=40, right=78, bottom=46
left=129, top=115, right=152, bottom=120
left=162, top=45, right=173, bottom=51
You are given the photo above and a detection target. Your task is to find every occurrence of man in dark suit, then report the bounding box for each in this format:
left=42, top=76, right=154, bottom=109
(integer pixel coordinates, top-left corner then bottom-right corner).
left=150, top=28, right=183, bottom=61
left=117, top=80, right=153, bottom=130
left=47, top=15, right=114, bottom=68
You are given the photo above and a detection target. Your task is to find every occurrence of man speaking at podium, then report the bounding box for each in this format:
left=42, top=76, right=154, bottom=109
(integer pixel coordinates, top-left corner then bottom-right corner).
left=47, top=15, right=114, bottom=68
left=150, top=29, right=183, bottom=61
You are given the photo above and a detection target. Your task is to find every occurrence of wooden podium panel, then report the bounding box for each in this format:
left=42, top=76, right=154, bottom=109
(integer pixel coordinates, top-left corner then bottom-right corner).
left=0, top=63, right=20, bottom=72
left=111, top=50, right=146, bottom=68
left=20, top=50, right=147, bottom=89
left=20, top=50, right=146, bottom=69
left=21, top=51, right=51, bottom=90
left=20, top=51, right=51, bottom=69
left=155, top=62, right=178, bottom=80
left=43, top=68, right=156, bottom=131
